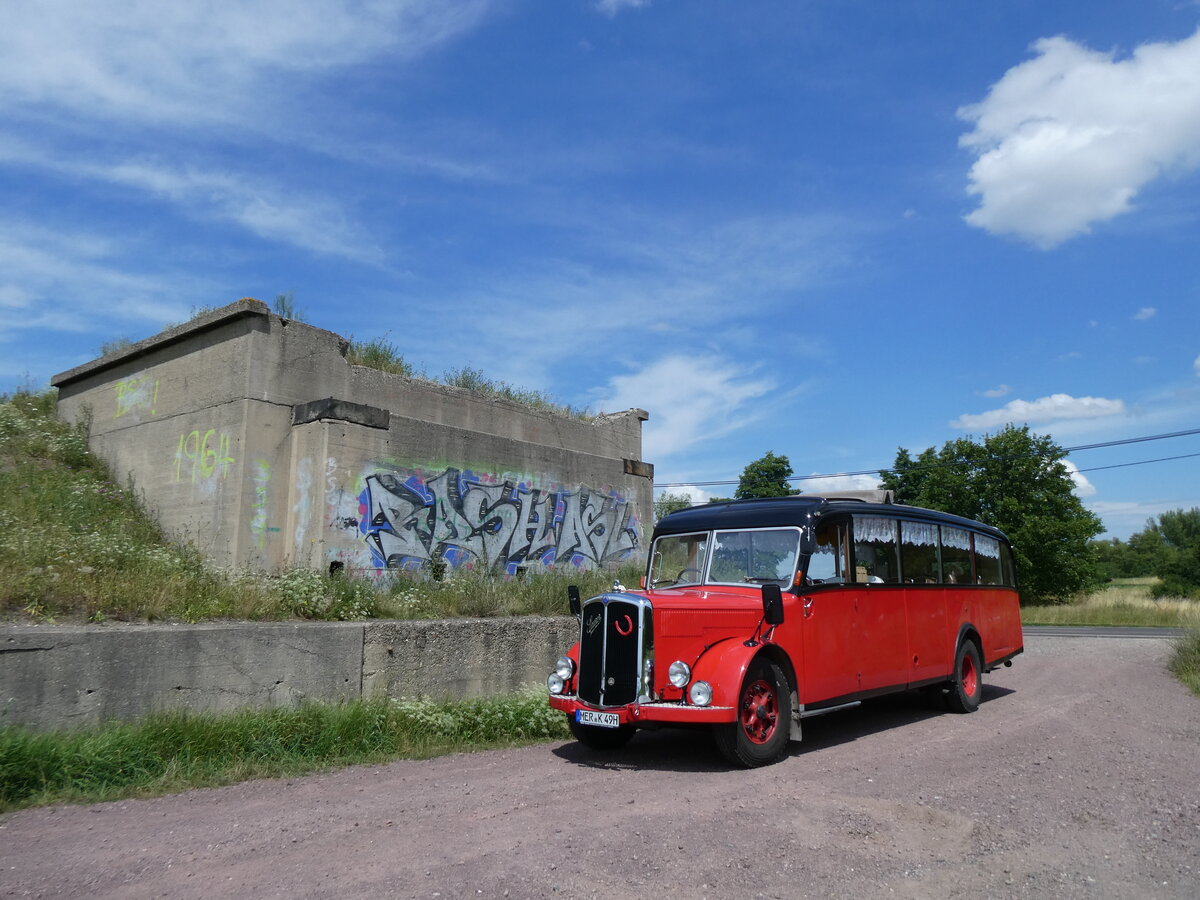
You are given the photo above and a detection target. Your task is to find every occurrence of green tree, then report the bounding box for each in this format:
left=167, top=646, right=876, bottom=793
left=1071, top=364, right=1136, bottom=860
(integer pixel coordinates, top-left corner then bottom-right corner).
left=735, top=451, right=795, bottom=500
left=879, top=425, right=1103, bottom=605
left=1145, top=508, right=1200, bottom=599
left=654, top=491, right=693, bottom=521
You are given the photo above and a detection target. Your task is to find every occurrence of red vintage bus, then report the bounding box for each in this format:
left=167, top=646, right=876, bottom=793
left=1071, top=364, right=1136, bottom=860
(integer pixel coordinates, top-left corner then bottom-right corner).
left=547, top=491, right=1024, bottom=767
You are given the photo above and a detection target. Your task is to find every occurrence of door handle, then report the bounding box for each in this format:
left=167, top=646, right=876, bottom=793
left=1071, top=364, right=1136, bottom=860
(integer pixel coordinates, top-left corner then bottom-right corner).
left=803, top=596, right=814, bottom=618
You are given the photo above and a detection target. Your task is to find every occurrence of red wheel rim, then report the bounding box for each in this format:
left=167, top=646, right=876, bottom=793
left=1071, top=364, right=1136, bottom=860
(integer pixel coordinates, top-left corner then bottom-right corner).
left=739, top=678, right=778, bottom=744
left=961, top=650, right=978, bottom=697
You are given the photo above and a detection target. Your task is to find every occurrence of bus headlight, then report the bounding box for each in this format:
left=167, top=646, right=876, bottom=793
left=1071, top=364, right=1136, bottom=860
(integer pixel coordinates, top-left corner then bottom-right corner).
left=689, top=680, right=713, bottom=706
left=547, top=673, right=565, bottom=695
left=668, top=660, right=691, bottom=688
left=554, top=656, right=575, bottom=679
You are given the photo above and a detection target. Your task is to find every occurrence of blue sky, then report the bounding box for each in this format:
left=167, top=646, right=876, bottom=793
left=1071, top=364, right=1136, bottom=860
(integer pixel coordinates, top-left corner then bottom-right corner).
left=2, top=0, right=1198, bottom=539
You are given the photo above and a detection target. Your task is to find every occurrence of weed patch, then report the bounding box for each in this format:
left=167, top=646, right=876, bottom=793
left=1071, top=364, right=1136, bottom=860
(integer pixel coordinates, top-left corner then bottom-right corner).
left=0, top=690, right=569, bottom=812
left=1169, top=630, right=1200, bottom=697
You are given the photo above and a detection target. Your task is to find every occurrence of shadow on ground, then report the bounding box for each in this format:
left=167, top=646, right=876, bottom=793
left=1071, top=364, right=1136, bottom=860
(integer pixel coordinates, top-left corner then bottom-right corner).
left=551, top=683, right=1015, bottom=773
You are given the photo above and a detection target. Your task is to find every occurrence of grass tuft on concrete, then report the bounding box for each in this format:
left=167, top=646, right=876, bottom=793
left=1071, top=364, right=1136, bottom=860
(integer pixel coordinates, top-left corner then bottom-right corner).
left=0, top=689, right=569, bottom=812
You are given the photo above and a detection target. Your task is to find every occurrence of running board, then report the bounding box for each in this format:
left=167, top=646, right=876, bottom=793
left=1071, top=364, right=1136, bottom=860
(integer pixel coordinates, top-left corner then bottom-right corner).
left=800, top=700, right=862, bottom=719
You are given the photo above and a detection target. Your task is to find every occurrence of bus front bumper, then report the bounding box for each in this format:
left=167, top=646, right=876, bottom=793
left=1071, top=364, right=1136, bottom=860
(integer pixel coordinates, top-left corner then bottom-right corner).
left=548, top=693, right=736, bottom=725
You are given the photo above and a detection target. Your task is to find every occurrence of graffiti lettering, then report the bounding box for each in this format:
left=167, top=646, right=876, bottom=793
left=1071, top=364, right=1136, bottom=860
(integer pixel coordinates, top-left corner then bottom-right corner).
left=358, top=466, right=639, bottom=574
left=115, top=374, right=158, bottom=419
left=174, top=429, right=236, bottom=483
left=250, top=459, right=271, bottom=548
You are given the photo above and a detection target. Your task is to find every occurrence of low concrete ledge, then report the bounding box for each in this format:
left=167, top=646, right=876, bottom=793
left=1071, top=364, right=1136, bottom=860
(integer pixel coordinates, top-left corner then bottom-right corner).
left=363, top=616, right=579, bottom=701
left=0, top=622, right=365, bottom=730
left=0, top=617, right=579, bottom=731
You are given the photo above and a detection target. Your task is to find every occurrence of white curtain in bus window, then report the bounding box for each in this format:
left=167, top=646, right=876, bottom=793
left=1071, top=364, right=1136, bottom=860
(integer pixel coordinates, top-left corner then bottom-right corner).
left=901, top=520, right=940, bottom=583
left=940, top=526, right=972, bottom=584
left=974, top=534, right=1003, bottom=585
left=853, top=516, right=899, bottom=583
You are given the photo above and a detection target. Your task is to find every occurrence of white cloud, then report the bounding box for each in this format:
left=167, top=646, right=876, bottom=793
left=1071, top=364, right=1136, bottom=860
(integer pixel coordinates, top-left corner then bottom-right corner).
left=1194, top=353, right=1200, bottom=375
left=980, top=383, right=1011, bottom=398
left=958, top=28, right=1200, bottom=248
left=596, top=0, right=652, bottom=16
left=594, top=355, right=774, bottom=459
left=0, top=1, right=490, bottom=126
left=1062, top=460, right=1096, bottom=498
left=951, top=393, right=1127, bottom=430
left=1133, top=307, right=1157, bottom=320
left=795, top=473, right=882, bottom=494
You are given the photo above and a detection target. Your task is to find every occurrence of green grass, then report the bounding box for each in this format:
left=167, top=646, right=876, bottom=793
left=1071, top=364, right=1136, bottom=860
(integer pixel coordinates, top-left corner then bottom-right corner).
left=1169, top=630, right=1200, bottom=697
left=0, top=689, right=569, bottom=812
left=346, top=335, right=414, bottom=376
left=0, top=389, right=640, bottom=624
left=441, top=366, right=593, bottom=420
left=1021, top=577, right=1200, bottom=628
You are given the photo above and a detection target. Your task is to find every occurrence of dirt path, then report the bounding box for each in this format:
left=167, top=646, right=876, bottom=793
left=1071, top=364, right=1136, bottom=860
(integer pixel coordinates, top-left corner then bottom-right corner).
left=2, top=635, right=1197, bottom=899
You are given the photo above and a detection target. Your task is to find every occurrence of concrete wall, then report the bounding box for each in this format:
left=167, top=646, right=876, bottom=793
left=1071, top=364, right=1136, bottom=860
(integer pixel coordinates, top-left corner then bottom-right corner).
left=50, top=299, right=652, bottom=576
left=1, top=617, right=579, bottom=731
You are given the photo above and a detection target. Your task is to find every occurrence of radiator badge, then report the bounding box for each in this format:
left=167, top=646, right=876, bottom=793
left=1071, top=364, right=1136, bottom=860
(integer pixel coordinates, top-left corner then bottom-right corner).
left=586, top=611, right=602, bottom=636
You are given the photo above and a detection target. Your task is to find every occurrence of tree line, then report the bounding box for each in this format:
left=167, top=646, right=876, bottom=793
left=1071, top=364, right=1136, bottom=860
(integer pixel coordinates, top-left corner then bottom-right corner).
left=654, top=425, right=1200, bottom=604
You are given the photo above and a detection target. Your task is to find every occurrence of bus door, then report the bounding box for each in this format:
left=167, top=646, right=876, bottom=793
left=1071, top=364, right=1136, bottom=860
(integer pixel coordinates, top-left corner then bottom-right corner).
left=900, top=520, right=950, bottom=684
left=799, top=520, right=859, bottom=703
left=850, top=515, right=909, bottom=691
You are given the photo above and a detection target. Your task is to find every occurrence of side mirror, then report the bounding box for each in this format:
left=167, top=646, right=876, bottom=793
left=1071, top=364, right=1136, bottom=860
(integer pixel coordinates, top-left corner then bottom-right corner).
left=567, top=585, right=582, bottom=619
left=762, top=583, right=784, bottom=626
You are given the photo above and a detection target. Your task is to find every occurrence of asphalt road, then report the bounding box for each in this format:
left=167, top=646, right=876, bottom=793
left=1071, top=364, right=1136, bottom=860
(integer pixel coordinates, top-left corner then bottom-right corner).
left=2, top=633, right=1197, bottom=899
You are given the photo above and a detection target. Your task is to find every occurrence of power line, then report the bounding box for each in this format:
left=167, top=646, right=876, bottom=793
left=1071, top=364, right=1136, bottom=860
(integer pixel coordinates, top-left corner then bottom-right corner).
left=655, top=426, right=1200, bottom=489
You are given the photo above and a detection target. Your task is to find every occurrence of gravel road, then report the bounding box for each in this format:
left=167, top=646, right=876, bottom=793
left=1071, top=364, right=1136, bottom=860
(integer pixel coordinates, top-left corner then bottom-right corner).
left=2, top=634, right=1197, bottom=899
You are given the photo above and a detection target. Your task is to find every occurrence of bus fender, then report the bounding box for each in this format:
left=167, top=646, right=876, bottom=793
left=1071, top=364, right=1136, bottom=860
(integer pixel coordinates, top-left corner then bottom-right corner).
left=691, top=639, right=802, bottom=742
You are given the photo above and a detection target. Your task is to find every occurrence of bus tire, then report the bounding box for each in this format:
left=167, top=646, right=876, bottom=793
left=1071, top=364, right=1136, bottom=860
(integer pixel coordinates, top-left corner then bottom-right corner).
left=567, top=716, right=636, bottom=751
left=714, top=658, right=792, bottom=768
left=945, top=639, right=982, bottom=713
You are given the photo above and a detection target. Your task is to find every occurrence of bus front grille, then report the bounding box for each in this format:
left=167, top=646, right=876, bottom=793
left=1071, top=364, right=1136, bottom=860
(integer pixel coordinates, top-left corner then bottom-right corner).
left=577, top=595, right=650, bottom=707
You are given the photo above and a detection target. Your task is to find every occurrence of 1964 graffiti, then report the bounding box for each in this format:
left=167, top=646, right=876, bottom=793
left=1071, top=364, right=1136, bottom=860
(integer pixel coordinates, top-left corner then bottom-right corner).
left=357, top=467, right=639, bottom=574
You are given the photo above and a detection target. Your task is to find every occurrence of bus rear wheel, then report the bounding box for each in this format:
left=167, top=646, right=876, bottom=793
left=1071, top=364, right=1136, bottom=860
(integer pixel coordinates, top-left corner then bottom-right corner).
left=714, top=658, right=791, bottom=768
left=945, top=639, right=982, bottom=713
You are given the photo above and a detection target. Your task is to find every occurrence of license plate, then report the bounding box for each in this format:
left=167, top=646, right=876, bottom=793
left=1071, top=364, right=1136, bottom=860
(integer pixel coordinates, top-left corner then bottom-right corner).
left=576, top=709, right=620, bottom=729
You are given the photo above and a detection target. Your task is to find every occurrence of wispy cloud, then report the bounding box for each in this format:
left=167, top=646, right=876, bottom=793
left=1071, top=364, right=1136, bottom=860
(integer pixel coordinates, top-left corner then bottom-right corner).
left=980, top=384, right=1011, bottom=398
left=593, top=355, right=775, bottom=459
left=1133, top=306, right=1157, bottom=321
left=595, top=0, right=652, bottom=17
left=0, top=139, right=382, bottom=262
left=959, top=27, right=1200, bottom=248
left=0, top=1, right=491, bottom=127
left=951, top=393, right=1127, bottom=429
left=1194, top=353, right=1200, bottom=376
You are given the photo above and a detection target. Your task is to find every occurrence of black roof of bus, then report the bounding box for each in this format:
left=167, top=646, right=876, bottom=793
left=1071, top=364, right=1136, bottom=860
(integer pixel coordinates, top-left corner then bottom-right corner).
left=652, top=495, right=1010, bottom=544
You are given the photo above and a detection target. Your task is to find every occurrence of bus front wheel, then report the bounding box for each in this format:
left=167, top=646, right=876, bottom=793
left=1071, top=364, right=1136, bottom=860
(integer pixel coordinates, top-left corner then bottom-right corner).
left=714, top=658, right=792, bottom=768
left=945, top=639, right=982, bottom=713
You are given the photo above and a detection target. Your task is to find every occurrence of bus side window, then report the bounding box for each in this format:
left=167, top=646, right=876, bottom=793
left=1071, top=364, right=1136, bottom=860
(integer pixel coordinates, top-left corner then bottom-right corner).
left=853, top=516, right=900, bottom=583
left=900, top=520, right=940, bottom=583
left=806, top=521, right=846, bottom=584
left=940, top=526, right=973, bottom=585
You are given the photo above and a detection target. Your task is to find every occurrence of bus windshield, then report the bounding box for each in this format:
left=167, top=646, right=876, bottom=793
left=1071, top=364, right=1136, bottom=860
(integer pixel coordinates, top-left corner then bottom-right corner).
left=650, top=528, right=801, bottom=588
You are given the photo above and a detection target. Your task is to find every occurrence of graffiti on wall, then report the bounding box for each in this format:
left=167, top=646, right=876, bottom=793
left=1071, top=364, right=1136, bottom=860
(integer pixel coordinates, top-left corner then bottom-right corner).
left=114, top=374, right=158, bottom=419
left=250, top=459, right=271, bottom=548
left=174, top=429, right=236, bottom=484
left=355, top=466, right=639, bottom=574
